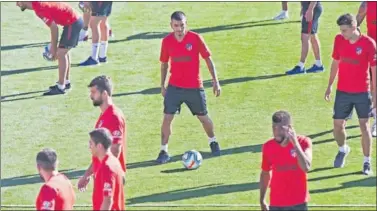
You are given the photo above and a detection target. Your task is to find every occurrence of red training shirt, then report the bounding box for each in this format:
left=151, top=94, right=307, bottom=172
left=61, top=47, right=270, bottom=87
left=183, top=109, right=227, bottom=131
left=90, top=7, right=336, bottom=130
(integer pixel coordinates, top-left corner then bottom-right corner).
left=92, top=105, right=127, bottom=174
left=332, top=34, right=377, bottom=93
left=261, top=136, right=311, bottom=207
left=160, top=31, right=211, bottom=88
left=32, top=2, right=80, bottom=27
left=93, top=154, right=125, bottom=211
left=367, top=1, right=376, bottom=41
left=35, top=174, right=75, bottom=210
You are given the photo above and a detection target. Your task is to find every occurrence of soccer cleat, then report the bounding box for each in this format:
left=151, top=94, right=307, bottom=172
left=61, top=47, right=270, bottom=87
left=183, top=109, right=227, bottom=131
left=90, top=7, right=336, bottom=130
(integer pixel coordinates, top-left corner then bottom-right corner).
left=286, top=66, right=306, bottom=75
left=371, top=119, right=376, bottom=137
left=210, top=142, right=221, bottom=156
left=333, top=147, right=350, bottom=168
left=306, top=64, right=325, bottom=73
left=362, top=162, right=373, bottom=175
left=43, top=85, right=65, bottom=96
left=273, top=11, right=289, bottom=20
left=49, top=83, right=71, bottom=90
left=79, top=57, right=99, bottom=66
left=99, top=57, right=107, bottom=63
left=156, top=150, right=171, bottom=164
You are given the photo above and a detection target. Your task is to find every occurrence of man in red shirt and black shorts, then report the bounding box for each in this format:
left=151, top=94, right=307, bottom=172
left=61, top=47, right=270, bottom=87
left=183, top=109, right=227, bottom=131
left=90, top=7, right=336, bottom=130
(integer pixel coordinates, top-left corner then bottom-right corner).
left=88, top=128, right=125, bottom=211
left=157, top=11, right=222, bottom=163
left=77, top=75, right=127, bottom=192
left=325, top=13, right=376, bottom=175
left=356, top=1, right=377, bottom=137
left=16, top=2, right=83, bottom=96
left=35, top=148, right=75, bottom=210
left=260, top=110, right=312, bottom=211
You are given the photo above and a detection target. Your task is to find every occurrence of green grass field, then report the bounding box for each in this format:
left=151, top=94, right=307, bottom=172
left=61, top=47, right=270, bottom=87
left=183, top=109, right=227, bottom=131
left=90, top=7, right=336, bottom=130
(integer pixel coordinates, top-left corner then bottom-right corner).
left=1, top=1, right=376, bottom=210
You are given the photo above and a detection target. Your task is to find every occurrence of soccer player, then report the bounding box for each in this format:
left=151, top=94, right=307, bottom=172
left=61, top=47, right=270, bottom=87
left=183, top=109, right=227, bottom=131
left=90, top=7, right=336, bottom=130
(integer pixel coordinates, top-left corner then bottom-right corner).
left=273, top=2, right=289, bottom=20
left=260, top=110, right=312, bottom=211
left=88, top=128, right=125, bottom=210
left=286, top=1, right=324, bottom=75
left=77, top=75, right=127, bottom=191
left=325, top=14, right=376, bottom=175
left=356, top=1, right=377, bottom=137
left=16, top=2, right=84, bottom=95
left=79, top=1, right=113, bottom=66
left=157, top=11, right=222, bottom=164
left=35, top=148, right=75, bottom=210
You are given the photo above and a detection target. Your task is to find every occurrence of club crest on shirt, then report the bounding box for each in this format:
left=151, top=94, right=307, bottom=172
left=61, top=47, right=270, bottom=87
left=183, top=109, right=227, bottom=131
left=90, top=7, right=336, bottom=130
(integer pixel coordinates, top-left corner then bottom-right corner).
left=185, top=43, right=192, bottom=51
left=42, top=201, right=53, bottom=210
left=356, top=47, right=362, bottom=55
left=290, top=149, right=297, bottom=158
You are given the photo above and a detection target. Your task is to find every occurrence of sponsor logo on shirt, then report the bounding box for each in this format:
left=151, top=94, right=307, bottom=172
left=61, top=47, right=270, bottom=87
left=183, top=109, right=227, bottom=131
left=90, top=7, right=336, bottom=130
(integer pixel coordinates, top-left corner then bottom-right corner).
left=42, top=201, right=53, bottom=210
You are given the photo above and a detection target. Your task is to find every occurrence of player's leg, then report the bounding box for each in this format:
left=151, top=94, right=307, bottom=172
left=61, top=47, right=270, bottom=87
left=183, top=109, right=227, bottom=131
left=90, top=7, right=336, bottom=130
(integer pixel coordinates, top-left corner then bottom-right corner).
left=306, top=6, right=325, bottom=73
left=99, top=17, right=109, bottom=63
left=354, top=92, right=373, bottom=175
left=273, top=2, right=289, bottom=20
left=185, top=88, right=221, bottom=156
left=333, top=90, right=353, bottom=168
left=157, top=86, right=183, bottom=164
left=65, top=52, right=71, bottom=90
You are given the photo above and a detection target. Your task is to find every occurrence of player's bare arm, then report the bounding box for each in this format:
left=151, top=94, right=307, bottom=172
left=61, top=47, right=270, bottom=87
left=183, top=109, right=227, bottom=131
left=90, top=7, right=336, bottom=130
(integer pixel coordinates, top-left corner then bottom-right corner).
left=204, top=57, right=221, bottom=97
left=77, top=163, right=93, bottom=191
left=356, top=1, right=367, bottom=27
left=371, top=65, right=376, bottom=108
left=110, top=143, right=121, bottom=158
left=259, top=170, right=271, bottom=211
left=325, top=59, right=340, bottom=101
left=160, top=62, right=169, bottom=96
left=100, top=196, right=113, bottom=210
left=49, top=22, right=59, bottom=60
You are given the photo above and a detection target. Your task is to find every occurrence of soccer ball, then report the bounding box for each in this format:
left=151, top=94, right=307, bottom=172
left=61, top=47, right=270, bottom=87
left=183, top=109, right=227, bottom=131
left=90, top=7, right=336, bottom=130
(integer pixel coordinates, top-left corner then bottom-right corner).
left=182, top=150, right=203, bottom=170
left=43, top=43, right=53, bottom=61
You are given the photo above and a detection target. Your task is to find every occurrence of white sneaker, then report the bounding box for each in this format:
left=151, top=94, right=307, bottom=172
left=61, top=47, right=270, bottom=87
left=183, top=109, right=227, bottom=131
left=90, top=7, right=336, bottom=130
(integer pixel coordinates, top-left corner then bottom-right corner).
left=371, top=119, right=376, bottom=137
left=79, top=29, right=89, bottom=42
left=273, top=11, right=289, bottom=20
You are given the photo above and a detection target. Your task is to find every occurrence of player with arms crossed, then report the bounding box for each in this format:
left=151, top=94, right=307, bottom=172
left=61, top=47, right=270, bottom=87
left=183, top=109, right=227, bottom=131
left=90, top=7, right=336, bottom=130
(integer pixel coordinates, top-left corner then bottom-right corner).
left=157, top=11, right=222, bottom=164
left=260, top=110, right=312, bottom=211
left=16, top=2, right=83, bottom=95
left=35, top=148, right=75, bottom=210
left=78, top=76, right=127, bottom=191
left=88, top=128, right=125, bottom=210
left=325, top=14, right=376, bottom=175
left=356, top=1, right=377, bottom=137
left=79, top=1, right=113, bottom=66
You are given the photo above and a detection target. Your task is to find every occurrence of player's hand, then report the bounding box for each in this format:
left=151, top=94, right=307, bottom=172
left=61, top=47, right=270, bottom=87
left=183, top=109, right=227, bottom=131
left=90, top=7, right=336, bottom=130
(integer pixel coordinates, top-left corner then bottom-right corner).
left=161, top=87, right=167, bottom=97
left=260, top=201, right=269, bottom=211
left=324, top=86, right=332, bottom=102
left=285, top=126, right=298, bottom=144
left=50, top=46, right=57, bottom=61
left=77, top=176, right=90, bottom=192
left=213, top=81, right=221, bottom=97
left=305, top=10, right=313, bottom=22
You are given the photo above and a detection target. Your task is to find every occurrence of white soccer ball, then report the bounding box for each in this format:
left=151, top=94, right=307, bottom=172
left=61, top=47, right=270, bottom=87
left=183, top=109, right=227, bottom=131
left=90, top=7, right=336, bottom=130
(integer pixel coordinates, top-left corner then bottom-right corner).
left=182, top=150, right=203, bottom=170
left=43, top=43, right=53, bottom=61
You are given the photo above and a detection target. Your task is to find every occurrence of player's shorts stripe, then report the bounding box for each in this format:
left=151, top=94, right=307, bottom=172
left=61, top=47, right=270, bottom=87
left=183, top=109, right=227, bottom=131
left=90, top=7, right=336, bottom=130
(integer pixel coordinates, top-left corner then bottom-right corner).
left=67, top=25, right=72, bottom=41
left=307, top=21, right=312, bottom=34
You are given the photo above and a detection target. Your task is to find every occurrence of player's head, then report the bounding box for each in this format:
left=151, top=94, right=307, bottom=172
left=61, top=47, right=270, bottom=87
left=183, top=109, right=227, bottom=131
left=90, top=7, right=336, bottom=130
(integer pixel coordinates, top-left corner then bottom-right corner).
left=170, top=11, right=187, bottom=37
left=336, top=13, right=358, bottom=40
left=16, top=2, right=32, bottom=11
left=89, top=128, right=113, bottom=157
left=36, top=148, right=58, bottom=180
left=88, top=75, right=113, bottom=107
left=272, top=110, right=292, bottom=144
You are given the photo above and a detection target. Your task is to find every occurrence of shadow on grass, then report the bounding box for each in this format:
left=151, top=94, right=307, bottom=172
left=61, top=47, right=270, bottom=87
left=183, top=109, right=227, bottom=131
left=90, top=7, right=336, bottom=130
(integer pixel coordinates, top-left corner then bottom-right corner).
left=310, top=176, right=376, bottom=194
left=1, top=64, right=80, bottom=77
left=1, top=42, right=49, bottom=51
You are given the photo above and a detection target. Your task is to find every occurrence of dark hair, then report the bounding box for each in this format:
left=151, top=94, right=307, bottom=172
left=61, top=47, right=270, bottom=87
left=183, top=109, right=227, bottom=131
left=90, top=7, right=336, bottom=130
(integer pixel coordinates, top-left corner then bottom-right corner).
left=89, top=128, right=113, bottom=150
left=337, top=13, right=357, bottom=27
left=171, top=11, right=186, bottom=21
left=272, top=110, right=292, bottom=125
left=88, top=75, right=113, bottom=96
left=36, top=148, right=58, bottom=171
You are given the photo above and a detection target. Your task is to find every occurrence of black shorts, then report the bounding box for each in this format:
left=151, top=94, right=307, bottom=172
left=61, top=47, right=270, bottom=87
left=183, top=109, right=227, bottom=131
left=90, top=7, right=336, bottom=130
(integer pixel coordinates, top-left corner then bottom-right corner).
left=269, top=203, right=308, bottom=211
left=164, top=85, right=208, bottom=116
left=333, top=90, right=372, bottom=120
left=91, top=1, right=113, bottom=17
left=301, top=6, right=323, bottom=34
left=58, top=17, right=84, bottom=49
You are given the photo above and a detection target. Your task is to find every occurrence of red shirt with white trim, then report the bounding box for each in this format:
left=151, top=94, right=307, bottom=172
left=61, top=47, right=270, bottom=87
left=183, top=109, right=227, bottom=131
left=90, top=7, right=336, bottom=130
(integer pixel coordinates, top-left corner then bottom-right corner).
left=31, top=2, right=80, bottom=27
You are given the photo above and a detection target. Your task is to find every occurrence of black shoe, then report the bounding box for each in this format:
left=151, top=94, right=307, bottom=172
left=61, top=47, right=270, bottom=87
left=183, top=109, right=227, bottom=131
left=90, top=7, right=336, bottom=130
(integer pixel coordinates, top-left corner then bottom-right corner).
left=49, top=83, right=71, bottom=90
left=156, top=150, right=171, bottom=164
left=210, top=142, right=221, bottom=156
left=43, top=85, right=65, bottom=96
left=363, top=162, right=373, bottom=175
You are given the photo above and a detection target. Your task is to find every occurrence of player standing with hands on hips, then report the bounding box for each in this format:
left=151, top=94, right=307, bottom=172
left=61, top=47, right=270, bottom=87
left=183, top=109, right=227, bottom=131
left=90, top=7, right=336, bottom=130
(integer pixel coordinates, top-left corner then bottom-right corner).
left=325, top=14, right=376, bottom=175
left=260, top=110, right=312, bottom=211
left=157, top=11, right=222, bottom=164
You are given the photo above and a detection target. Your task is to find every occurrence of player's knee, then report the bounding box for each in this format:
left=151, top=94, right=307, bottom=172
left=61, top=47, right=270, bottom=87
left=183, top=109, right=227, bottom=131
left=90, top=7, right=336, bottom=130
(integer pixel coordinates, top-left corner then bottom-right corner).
left=162, top=114, right=174, bottom=124
left=197, top=114, right=210, bottom=123
left=57, top=48, right=69, bottom=59
left=100, top=19, right=109, bottom=30
left=359, top=119, right=370, bottom=131
left=301, top=33, right=310, bottom=42
left=333, top=120, right=346, bottom=131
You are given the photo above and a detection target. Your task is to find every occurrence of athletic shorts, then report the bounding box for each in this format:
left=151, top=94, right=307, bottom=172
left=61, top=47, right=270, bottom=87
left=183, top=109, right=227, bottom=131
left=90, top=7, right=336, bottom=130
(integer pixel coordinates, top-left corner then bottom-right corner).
left=301, top=6, right=323, bottom=34
left=333, top=90, right=372, bottom=120
left=58, top=17, right=84, bottom=49
left=269, top=203, right=308, bottom=211
left=163, top=85, right=208, bottom=116
left=91, top=1, right=113, bottom=17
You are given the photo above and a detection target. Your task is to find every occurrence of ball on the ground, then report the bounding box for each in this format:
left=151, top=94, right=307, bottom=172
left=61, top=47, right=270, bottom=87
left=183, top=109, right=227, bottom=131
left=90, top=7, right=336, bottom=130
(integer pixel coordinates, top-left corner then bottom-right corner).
left=43, top=43, right=53, bottom=61
left=182, top=150, right=203, bottom=170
